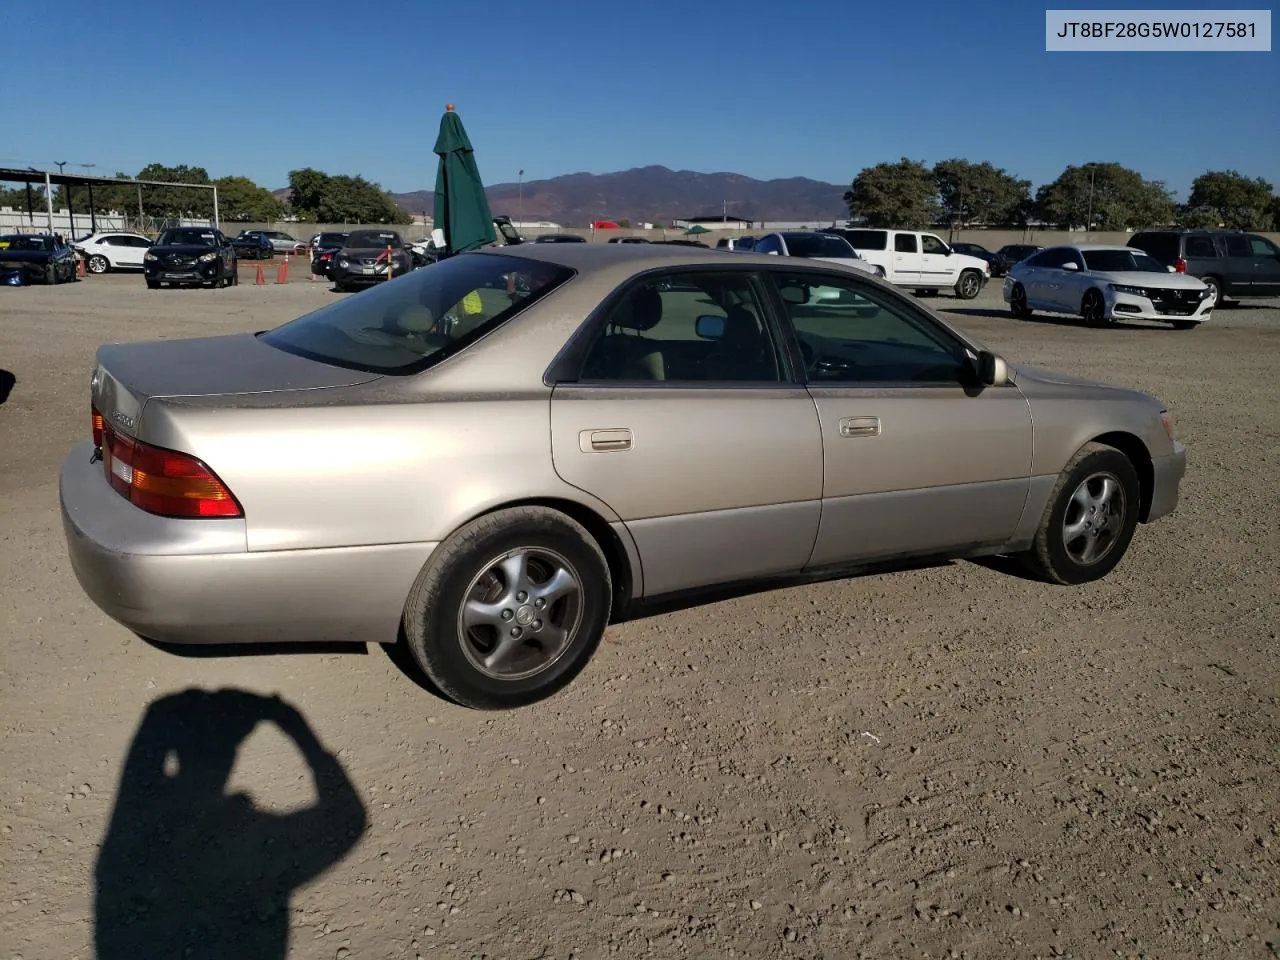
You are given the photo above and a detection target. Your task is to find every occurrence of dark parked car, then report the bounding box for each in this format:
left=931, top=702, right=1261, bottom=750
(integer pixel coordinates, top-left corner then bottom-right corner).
left=0, top=233, right=79, bottom=284
left=993, top=244, right=1043, bottom=277
left=608, top=236, right=650, bottom=244
left=330, top=229, right=414, bottom=292
left=144, top=227, right=238, bottom=289
left=310, top=231, right=349, bottom=278
left=232, top=230, right=275, bottom=260
left=1127, top=229, right=1280, bottom=306
left=950, top=242, right=999, bottom=270
left=532, top=234, right=588, bottom=244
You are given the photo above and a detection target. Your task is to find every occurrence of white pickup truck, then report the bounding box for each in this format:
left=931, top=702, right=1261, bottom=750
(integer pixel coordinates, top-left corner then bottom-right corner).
left=826, top=228, right=989, bottom=299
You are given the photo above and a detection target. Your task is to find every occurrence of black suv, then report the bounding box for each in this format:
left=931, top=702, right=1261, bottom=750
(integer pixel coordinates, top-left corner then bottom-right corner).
left=1127, top=229, right=1280, bottom=305
left=144, top=227, right=238, bottom=289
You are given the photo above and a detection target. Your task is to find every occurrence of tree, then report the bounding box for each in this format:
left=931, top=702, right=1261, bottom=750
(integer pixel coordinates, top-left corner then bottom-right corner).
left=1184, top=170, right=1275, bottom=230
left=934, top=159, right=1030, bottom=228
left=845, top=158, right=938, bottom=228
left=287, top=168, right=411, bottom=224
left=212, top=176, right=284, bottom=222
left=1034, top=162, right=1175, bottom=230
left=0, top=184, right=48, bottom=215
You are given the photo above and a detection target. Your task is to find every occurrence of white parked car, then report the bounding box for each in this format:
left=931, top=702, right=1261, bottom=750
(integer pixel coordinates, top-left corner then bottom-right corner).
left=751, top=231, right=879, bottom=278
left=826, top=228, right=990, bottom=299
left=1003, top=244, right=1213, bottom=330
left=72, top=233, right=155, bottom=274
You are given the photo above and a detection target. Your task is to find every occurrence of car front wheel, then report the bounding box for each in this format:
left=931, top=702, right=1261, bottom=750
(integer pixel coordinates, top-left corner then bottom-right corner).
left=87, top=254, right=109, bottom=274
left=1016, top=442, right=1140, bottom=585
left=954, top=269, right=983, bottom=300
left=1081, top=289, right=1107, bottom=327
left=1010, top=282, right=1032, bottom=319
left=402, top=506, right=612, bottom=710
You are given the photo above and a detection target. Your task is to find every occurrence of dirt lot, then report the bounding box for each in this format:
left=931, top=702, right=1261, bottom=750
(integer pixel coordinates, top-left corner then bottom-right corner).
left=1, top=272, right=1277, bottom=960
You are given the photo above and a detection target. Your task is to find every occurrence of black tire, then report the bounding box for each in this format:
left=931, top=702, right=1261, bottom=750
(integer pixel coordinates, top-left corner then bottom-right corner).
left=1009, top=281, right=1032, bottom=319
left=146, top=278, right=160, bottom=290
left=1200, top=275, right=1222, bottom=308
left=402, top=506, right=612, bottom=710
left=46, top=263, right=60, bottom=285
left=1081, top=289, right=1107, bottom=327
left=334, top=280, right=349, bottom=293
left=954, top=269, right=983, bottom=300
left=1015, top=442, right=1140, bottom=586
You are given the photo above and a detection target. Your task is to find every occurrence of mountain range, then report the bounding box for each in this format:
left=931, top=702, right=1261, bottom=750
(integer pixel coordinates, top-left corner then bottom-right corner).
left=386, top=165, right=850, bottom=226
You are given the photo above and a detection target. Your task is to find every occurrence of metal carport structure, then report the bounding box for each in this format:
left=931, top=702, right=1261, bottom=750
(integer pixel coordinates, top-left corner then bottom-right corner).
left=0, top=167, right=219, bottom=236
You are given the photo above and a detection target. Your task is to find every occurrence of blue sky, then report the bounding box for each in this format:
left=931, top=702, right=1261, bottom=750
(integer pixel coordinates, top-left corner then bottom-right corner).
left=7, top=0, right=1277, bottom=197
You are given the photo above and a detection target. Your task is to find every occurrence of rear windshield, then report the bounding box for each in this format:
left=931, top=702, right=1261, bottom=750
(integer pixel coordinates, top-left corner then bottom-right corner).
left=347, top=230, right=402, bottom=248
left=260, top=253, right=574, bottom=375
left=159, top=228, right=218, bottom=246
left=1002, top=245, right=1039, bottom=260
left=318, top=232, right=348, bottom=245
left=784, top=234, right=856, bottom=258
left=0, top=234, right=52, bottom=251
left=1129, top=233, right=1179, bottom=261
left=1082, top=249, right=1167, bottom=273
left=840, top=230, right=887, bottom=250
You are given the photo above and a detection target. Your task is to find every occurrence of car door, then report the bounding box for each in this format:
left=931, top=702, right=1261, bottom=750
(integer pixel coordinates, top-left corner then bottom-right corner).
left=1245, top=234, right=1280, bottom=296
left=918, top=233, right=954, bottom=287
left=765, top=269, right=1032, bottom=568
left=890, top=233, right=921, bottom=285
left=549, top=267, right=823, bottom=597
left=1220, top=234, right=1255, bottom=294
left=117, top=236, right=149, bottom=268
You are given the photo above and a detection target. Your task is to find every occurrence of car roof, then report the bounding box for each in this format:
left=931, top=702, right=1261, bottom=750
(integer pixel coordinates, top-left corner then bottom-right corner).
left=1057, top=244, right=1142, bottom=252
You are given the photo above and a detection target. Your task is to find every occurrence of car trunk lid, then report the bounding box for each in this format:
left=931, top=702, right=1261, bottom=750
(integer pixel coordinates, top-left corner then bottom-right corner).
left=92, top=332, right=380, bottom=439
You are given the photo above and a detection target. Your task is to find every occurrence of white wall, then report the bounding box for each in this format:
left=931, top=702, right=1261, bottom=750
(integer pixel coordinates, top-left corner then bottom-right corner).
left=1, top=207, right=125, bottom=234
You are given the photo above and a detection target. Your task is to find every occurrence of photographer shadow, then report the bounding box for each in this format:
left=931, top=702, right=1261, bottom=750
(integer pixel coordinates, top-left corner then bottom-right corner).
left=94, top=688, right=368, bottom=960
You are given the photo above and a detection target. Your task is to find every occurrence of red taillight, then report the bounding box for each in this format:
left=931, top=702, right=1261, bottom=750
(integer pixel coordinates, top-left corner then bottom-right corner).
left=320, top=251, right=334, bottom=262
left=91, top=404, right=104, bottom=448
left=1174, top=257, right=1187, bottom=273
left=100, top=425, right=242, bottom=519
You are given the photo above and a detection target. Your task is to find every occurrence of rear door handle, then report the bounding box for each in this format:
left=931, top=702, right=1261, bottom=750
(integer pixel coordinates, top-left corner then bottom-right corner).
left=581, top=428, right=632, bottom=452
left=838, top=416, right=880, bottom=438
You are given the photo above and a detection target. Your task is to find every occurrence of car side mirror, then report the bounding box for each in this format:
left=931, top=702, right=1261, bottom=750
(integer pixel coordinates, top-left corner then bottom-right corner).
left=1062, top=262, right=1079, bottom=271
left=1167, top=265, right=1176, bottom=273
left=778, top=284, right=810, bottom=305
left=695, top=315, right=725, bottom=340
left=977, top=350, right=1009, bottom=387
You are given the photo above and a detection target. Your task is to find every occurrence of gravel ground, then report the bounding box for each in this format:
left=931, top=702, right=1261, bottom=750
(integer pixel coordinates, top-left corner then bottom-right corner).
left=1, top=273, right=1277, bottom=960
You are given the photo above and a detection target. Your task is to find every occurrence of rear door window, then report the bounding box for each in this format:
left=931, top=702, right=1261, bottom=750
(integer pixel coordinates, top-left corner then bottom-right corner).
left=894, top=234, right=918, bottom=253
left=1223, top=236, right=1251, bottom=257
left=1183, top=236, right=1218, bottom=258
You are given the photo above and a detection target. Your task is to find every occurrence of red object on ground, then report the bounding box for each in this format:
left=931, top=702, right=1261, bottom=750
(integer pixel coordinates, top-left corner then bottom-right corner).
left=275, top=256, right=289, bottom=284
left=255, top=263, right=265, bottom=285
left=77, top=257, right=86, bottom=278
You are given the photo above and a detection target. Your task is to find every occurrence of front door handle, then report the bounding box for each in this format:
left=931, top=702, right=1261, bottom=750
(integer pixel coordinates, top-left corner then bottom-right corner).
left=581, top=428, right=632, bottom=452
left=838, top=416, right=880, bottom=438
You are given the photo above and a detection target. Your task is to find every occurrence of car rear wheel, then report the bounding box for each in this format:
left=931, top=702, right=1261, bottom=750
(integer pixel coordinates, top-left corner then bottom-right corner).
left=1010, top=282, right=1032, bottom=319
left=402, top=506, right=612, bottom=710
left=954, top=269, right=983, bottom=300
left=1015, top=442, right=1140, bottom=585
left=1081, top=289, right=1107, bottom=327
left=87, top=255, right=109, bottom=274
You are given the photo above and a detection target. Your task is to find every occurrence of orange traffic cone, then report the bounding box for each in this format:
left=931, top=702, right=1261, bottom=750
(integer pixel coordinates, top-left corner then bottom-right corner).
left=275, top=254, right=289, bottom=284
left=76, top=257, right=86, bottom=279
left=255, top=263, right=265, bottom=285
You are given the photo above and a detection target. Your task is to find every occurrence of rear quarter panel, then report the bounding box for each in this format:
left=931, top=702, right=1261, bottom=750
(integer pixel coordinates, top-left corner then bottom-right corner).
left=142, top=392, right=625, bottom=552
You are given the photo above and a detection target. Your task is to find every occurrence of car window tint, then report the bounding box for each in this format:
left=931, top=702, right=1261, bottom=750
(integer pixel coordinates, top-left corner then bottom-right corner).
left=1247, top=236, right=1278, bottom=257
left=843, top=230, right=887, bottom=250
left=771, top=274, right=967, bottom=385
left=261, top=253, right=573, bottom=375
left=1184, top=236, right=1218, bottom=258
left=1223, top=235, right=1251, bottom=257
left=579, top=272, right=783, bottom=383
left=921, top=234, right=948, bottom=255
left=894, top=234, right=918, bottom=253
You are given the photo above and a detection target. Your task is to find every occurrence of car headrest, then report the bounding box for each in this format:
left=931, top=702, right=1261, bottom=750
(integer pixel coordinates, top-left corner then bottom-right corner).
left=613, top=285, right=663, bottom=332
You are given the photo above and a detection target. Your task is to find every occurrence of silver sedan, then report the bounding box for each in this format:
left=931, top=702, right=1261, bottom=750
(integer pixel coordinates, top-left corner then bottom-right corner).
left=61, top=244, right=1187, bottom=708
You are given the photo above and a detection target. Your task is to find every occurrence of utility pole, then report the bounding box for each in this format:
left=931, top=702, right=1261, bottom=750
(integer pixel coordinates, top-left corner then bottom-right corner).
left=518, top=169, right=524, bottom=226
left=1085, top=166, right=1096, bottom=236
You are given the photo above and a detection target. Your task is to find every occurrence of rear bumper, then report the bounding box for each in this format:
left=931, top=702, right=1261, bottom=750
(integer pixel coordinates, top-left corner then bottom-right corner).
left=59, top=440, right=434, bottom=645
left=1146, top=441, right=1187, bottom=523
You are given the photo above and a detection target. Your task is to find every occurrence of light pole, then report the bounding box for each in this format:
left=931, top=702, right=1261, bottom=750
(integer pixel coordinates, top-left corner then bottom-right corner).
left=518, top=169, right=524, bottom=227
left=1085, top=166, right=1096, bottom=236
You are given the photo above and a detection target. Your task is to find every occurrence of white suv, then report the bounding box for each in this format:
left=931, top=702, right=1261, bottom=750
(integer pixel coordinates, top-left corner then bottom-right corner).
left=827, top=228, right=990, bottom=299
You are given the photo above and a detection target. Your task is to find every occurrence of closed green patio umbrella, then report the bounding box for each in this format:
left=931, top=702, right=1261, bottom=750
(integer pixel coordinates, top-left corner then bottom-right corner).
left=433, top=104, right=497, bottom=255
